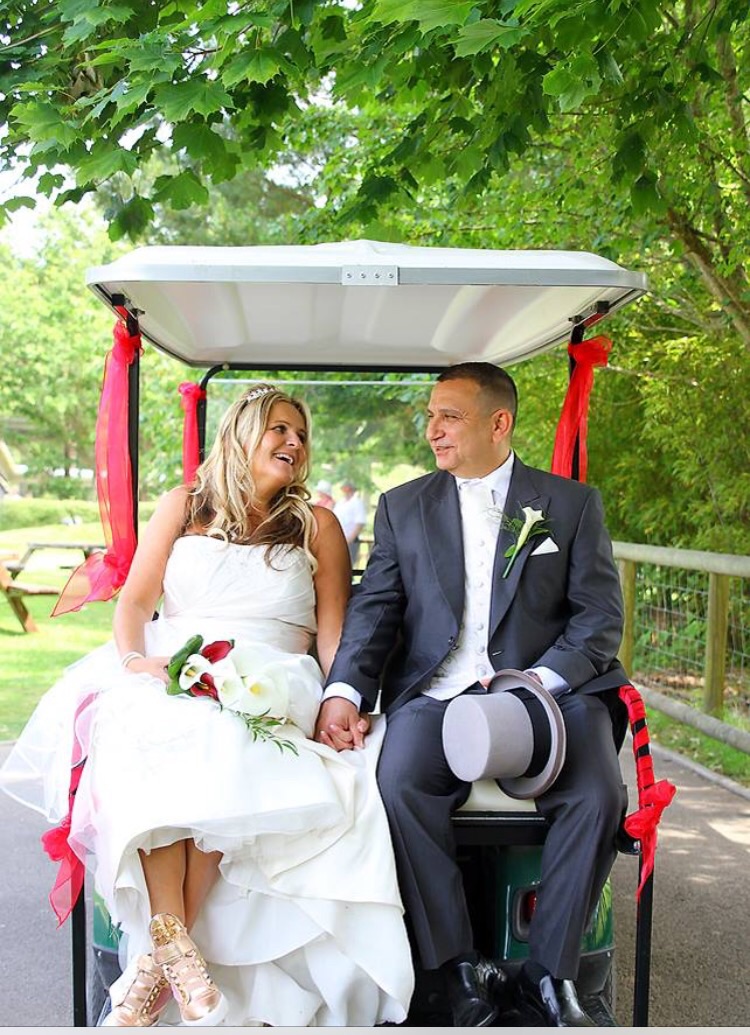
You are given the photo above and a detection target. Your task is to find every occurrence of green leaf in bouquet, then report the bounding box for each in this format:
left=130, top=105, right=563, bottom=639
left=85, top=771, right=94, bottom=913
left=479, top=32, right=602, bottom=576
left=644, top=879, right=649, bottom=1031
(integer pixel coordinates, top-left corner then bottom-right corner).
left=167, top=634, right=204, bottom=680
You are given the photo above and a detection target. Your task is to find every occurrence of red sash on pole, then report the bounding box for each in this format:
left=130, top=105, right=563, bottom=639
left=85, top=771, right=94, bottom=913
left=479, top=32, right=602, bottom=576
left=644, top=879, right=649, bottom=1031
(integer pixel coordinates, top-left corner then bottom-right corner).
left=40, top=692, right=97, bottom=926
left=618, top=684, right=677, bottom=898
left=179, top=382, right=206, bottom=486
left=550, top=336, right=612, bottom=482
left=52, top=321, right=141, bottom=616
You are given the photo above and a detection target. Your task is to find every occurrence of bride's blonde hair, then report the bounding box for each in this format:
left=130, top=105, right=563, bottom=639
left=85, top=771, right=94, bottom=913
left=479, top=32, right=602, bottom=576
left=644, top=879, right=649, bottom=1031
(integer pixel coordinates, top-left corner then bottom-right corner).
left=184, top=384, right=316, bottom=568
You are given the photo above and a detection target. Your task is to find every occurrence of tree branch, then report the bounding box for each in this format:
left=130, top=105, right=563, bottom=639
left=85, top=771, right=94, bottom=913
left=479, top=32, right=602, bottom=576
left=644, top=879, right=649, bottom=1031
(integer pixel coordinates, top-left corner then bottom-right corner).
left=715, top=31, right=750, bottom=206
left=667, top=207, right=750, bottom=349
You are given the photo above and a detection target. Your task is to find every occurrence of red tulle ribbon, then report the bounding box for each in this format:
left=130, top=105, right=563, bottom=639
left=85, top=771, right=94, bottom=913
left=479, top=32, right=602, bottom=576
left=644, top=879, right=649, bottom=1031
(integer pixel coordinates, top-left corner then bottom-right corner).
left=618, top=684, right=677, bottom=899
left=52, top=321, right=141, bottom=616
left=179, top=382, right=206, bottom=486
left=40, top=693, right=96, bottom=926
left=550, top=336, right=612, bottom=483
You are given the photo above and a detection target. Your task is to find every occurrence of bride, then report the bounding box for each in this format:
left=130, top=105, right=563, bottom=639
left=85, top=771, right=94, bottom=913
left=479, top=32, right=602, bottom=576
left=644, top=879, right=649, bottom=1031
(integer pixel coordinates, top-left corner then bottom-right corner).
left=0, top=383, right=414, bottom=1027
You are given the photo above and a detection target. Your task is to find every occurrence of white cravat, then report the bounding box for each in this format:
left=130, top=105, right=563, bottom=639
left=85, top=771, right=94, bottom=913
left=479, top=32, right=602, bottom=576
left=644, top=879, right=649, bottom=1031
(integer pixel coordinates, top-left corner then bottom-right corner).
left=425, top=476, right=503, bottom=701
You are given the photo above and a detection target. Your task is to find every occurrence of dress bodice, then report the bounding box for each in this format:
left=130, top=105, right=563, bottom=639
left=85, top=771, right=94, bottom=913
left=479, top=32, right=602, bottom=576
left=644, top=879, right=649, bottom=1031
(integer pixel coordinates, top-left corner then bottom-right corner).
left=158, top=536, right=317, bottom=655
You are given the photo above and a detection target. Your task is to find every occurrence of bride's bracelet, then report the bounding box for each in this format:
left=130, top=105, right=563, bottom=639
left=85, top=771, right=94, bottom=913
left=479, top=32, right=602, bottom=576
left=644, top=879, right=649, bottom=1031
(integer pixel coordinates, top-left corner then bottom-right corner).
left=121, top=650, right=146, bottom=671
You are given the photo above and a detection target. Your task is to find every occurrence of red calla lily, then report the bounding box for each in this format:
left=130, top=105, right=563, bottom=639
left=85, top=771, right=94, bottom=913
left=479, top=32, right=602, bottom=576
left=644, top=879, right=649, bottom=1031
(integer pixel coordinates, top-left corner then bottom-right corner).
left=202, top=639, right=235, bottom=663
left=191, top=672, right=219, bottom=700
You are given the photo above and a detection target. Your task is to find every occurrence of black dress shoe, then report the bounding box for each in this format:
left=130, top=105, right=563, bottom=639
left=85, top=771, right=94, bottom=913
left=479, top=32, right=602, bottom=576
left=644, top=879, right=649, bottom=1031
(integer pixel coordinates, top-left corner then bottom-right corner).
left=443, top=955, right=511, bottom=1026
left=515, top=966, right=595, bottom=1027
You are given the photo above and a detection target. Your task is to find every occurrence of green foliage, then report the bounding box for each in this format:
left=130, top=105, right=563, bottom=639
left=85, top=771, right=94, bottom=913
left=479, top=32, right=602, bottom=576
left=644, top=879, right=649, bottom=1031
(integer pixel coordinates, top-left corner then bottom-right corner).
left=0, top=2, right=745, bottom=261
left=0, top=496, right=102, bottom=531
left=1, top=1, right=749, bottom=560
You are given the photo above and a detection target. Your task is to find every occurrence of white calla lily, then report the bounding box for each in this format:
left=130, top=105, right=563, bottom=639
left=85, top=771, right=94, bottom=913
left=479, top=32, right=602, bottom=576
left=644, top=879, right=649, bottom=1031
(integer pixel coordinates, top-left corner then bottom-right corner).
left=516, top=506, right=545, bottom=550
left=209, top=657, right=245, bottom=697
left=217, top=646, right=290, bottom=720
left=178, top=654, right=214, bottom=691
left=502, top=506, right=548, bottom=578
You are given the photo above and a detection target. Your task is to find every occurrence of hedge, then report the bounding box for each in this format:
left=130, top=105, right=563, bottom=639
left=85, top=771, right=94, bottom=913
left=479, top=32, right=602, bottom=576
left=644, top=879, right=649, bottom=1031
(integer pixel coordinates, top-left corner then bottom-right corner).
left=0, top=497, right=157, bottom=531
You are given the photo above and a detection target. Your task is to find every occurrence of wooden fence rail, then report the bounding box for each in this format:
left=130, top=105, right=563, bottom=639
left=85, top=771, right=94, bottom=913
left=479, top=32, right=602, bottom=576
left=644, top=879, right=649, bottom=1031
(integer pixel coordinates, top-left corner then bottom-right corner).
left=613, top=541, right=750, bottom=749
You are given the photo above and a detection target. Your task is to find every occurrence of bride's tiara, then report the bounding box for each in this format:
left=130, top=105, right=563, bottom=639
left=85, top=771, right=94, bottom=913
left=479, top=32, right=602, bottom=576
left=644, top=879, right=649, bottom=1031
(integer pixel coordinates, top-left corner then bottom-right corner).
left=244, top=384, right=276, bottom=403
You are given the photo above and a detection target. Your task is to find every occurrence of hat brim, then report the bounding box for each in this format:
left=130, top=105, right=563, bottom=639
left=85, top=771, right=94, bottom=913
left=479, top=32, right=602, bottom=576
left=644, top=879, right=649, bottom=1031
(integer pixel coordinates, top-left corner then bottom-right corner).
left=489, top=669, right=566, bottom=800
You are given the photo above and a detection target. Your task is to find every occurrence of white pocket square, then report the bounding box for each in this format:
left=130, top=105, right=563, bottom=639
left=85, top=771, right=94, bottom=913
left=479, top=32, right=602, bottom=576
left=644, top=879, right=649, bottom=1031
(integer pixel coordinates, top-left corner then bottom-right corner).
left=530, top=537, right=559, bottom=556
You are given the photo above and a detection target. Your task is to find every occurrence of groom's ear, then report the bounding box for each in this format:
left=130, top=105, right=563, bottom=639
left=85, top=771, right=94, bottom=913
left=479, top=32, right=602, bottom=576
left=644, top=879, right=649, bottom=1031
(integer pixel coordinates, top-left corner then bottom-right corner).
left=490, top=408, right=513, bottom=441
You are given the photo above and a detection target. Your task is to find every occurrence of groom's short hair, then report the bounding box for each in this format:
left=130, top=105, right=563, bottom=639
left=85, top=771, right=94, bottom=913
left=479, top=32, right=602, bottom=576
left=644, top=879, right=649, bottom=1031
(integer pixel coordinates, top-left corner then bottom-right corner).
left=436, top=362, right=518, bottom=422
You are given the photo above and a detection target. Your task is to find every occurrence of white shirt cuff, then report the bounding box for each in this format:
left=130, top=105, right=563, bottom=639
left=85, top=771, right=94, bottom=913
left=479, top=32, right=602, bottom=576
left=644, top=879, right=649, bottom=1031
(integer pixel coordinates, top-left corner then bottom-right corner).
left=322, top=682, right=363, bottom=711
left=526, top=666, right=570, bottom=698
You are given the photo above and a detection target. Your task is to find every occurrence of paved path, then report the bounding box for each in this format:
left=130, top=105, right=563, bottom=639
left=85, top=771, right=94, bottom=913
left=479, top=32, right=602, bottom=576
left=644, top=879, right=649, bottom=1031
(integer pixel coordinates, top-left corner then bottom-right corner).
left=1, top=739, right=749, bottom=1027
left=611, top=743, right=750, bottom=1026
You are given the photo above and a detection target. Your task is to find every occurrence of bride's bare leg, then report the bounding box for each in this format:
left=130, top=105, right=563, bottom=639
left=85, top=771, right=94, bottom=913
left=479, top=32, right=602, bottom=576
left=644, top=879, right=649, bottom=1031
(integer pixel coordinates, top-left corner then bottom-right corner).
left=184, top=841, right=223, bottom=930
left=144, top=841, right=228, bottom=1026
left=102, top=843, right=193, bottom=1026
left=139, top=841, right=187, bottom=921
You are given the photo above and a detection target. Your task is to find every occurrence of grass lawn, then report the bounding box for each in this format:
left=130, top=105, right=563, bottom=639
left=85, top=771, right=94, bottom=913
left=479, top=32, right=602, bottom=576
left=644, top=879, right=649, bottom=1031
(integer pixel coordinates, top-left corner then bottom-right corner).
left=645, top=707, right=750, bottom=789
left=0, top=522, right=116, bottom=739
left=0, top=589, right=115, bottom=740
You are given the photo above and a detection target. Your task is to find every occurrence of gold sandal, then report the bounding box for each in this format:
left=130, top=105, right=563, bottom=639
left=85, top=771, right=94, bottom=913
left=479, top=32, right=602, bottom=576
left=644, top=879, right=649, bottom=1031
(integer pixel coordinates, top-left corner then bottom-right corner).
left=150, top=912, right=228, bottom=1026
left=102, top=953, right=171, bottom=1027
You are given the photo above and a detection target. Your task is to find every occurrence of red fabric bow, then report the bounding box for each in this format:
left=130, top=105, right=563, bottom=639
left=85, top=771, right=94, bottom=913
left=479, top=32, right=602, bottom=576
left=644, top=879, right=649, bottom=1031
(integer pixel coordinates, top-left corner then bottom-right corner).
left=550, top=336, right=612, bottom=483
left=40, top=692, right=97, bottom=926
left=618, top=684, right=677, bottom=899
left=52, top=321, right=141, bottom=616
left=179, top=382, right=206, bottom=486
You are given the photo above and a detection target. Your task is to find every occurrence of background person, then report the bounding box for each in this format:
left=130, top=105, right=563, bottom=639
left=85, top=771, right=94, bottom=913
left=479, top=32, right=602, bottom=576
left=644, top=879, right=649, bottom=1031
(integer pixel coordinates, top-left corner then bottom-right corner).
left=315, top=361, right=629, bottom=1028
left=0, top=384, right=413, bottom=1028
left=333, top=479, right=367, bottom=568
left=313, top=478, right=335, bottom=509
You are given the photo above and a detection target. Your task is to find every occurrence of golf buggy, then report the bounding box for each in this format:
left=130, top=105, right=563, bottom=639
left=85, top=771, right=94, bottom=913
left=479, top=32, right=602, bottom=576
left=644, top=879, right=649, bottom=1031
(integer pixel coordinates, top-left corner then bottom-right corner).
left=55, top=240, right=671, bottom=1026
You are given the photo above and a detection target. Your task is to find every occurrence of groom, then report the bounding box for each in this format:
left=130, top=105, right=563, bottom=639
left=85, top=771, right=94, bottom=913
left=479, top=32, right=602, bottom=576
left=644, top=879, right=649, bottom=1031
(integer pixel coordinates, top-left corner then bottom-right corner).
left=315, top=361, right=629, bottom=1027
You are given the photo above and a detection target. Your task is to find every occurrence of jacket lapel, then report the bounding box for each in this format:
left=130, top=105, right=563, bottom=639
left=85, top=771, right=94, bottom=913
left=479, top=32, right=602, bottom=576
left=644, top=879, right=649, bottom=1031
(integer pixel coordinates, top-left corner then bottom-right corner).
left=489, top=458, right=550, bottom=636
left=420, top=471, right=464, bottom=627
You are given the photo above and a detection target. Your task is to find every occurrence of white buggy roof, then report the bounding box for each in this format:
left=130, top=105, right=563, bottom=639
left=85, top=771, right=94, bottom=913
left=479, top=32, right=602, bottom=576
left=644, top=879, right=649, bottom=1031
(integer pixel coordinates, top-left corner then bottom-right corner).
left=87, top=239, right=648, bottom=369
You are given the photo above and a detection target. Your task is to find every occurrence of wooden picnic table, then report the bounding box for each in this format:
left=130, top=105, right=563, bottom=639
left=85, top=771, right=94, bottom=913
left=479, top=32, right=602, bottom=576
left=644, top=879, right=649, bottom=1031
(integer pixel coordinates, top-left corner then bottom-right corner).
left=6, top=541, right=105, bottom=578
left=1, top=543, right=105, bottom=631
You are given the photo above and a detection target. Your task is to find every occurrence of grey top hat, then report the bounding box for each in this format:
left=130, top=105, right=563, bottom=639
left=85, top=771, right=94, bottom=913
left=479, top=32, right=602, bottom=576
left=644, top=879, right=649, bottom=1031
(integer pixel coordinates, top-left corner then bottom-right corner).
left=441, top=669, right=567, bottom=799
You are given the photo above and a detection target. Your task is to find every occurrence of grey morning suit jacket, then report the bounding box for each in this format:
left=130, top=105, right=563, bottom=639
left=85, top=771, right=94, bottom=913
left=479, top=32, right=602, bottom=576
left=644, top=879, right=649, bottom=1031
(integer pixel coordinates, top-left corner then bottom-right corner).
left=327, top=457, right=628, bottom=734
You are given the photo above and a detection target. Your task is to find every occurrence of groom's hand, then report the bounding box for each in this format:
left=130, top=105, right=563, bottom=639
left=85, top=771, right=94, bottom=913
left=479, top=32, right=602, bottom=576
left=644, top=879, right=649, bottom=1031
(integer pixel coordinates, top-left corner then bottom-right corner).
left=315, top=697, right=370, bottom=751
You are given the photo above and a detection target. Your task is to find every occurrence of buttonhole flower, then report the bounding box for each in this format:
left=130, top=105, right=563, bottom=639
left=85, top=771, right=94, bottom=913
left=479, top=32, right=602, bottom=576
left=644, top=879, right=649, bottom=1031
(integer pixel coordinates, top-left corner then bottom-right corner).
left=501, top=506, right=550, bottom=578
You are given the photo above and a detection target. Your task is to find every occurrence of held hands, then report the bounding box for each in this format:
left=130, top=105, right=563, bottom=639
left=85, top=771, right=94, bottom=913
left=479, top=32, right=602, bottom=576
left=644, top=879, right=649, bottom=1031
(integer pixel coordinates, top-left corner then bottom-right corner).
left=315, top=697, right=370, bottom=752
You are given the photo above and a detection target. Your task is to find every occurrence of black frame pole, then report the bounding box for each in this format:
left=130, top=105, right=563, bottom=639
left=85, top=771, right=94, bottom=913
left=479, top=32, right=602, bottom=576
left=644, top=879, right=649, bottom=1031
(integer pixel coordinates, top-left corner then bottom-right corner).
left=632, top=859, right=654, bottom=1025
left=127, top=313, right=141, bottom=540
left=71, top=884, right=87, bottom=1025
left=568, top=319, right=586, bottom=482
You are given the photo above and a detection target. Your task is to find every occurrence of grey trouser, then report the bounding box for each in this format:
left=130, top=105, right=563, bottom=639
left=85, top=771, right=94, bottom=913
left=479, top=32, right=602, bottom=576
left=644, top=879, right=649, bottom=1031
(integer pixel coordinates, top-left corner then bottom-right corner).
left=376, top=690, right=627, bottom=976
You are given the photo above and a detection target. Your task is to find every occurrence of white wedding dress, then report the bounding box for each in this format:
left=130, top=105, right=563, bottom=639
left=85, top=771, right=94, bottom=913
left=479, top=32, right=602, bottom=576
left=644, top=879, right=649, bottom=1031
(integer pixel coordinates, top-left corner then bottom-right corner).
left=0, top=536, right=414, bottom=1026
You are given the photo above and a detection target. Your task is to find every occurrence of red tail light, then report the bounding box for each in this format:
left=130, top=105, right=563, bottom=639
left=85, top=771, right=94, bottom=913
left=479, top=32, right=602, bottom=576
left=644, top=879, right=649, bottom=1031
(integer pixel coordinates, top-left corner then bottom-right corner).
left=521, top=889, right=537, bottom=924
left=512, top=885, right=539, bottom=941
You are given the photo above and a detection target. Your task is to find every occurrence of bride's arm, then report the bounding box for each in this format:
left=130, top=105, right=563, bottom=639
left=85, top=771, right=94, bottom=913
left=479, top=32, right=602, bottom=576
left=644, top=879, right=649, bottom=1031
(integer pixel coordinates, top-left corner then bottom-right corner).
left=113, top=486, right=188, bottom=682
left=310, top=505, right=351, bottom=679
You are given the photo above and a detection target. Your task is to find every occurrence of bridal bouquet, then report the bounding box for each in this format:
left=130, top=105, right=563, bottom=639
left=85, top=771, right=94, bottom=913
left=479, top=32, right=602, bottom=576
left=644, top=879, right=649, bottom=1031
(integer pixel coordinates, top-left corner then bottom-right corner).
left=166, top=634, right=298, bottom=754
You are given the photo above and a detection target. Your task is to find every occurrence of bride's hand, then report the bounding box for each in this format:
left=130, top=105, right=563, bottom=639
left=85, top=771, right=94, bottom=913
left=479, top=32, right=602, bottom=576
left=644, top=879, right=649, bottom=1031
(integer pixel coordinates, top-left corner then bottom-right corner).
left=123, top=655, right=171, bottom=684
left=315, top=698, right=370, bottom=751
